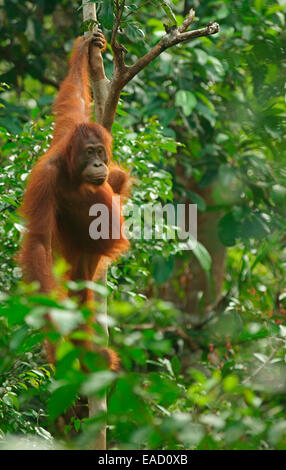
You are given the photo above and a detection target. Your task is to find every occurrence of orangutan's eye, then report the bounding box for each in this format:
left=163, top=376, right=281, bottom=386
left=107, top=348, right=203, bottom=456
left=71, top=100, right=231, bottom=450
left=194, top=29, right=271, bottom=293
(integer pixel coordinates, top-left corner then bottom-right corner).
left=86, top=147, right=94, bottom=156
left=96, top=146, right=107, bottom=162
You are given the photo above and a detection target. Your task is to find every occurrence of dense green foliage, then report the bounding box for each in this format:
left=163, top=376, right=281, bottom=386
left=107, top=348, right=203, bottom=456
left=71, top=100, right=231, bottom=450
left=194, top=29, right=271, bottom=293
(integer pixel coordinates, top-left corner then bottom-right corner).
left=0, top=0, right=286, bottom=450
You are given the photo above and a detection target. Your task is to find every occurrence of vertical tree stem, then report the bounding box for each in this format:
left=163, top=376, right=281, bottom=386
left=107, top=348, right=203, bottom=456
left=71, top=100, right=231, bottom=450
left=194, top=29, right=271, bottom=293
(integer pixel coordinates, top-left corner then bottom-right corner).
left=82, top=0, right=108, bottom=451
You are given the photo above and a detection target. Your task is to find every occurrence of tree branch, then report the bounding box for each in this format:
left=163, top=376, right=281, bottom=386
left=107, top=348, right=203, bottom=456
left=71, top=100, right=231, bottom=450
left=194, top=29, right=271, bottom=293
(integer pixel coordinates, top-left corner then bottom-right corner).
left=125, top=17, right=219, bottom=85
left=102, top=9, right=219, bottom=131
left=82, top=1, right=99, bottom=38
left=242, top=346, right=281, bottom=385
left=102, top=80, right=123, bottom=131
left=82, top=0, right=110, bottom=125
left=82, top=0, right=108, bottom=452
left=178, top=7, right=195, bottom=33
left=111, top=0, right=128, bottom=75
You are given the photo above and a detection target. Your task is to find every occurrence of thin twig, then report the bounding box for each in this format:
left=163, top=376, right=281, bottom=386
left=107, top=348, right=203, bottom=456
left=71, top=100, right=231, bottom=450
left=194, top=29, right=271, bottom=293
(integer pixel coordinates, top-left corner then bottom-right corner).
left=178, top=8, right=195, bottom=33
left=124, top=0, right=153, bottom=20
left=242, top=346, right=281, bottom=385
left=111, top=0, right=127, bottom=74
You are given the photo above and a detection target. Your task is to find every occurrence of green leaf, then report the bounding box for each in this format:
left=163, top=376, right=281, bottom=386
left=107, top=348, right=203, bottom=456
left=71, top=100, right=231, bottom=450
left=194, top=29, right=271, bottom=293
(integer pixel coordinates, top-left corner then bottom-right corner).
left=218, top=212, right=239, bottom=246
left=152, top=255, right=174, bottom=284
left=100, top=0, right=113, bottom=30
left=9, top=326, right=29, bottom=350
left=48, top=384, right=80, bottom=419
left=175, top=90, right=197, bottom=116
left=255, top=0, right=265, bottom=12
left=74, top=419, right=81, bottom=432
left=171, top=356, right=181, bottom=375
left=124, top=23, right=145, bottom=41
left=49, top=309, right=83, bottom=335
left=186, top=191, right=206, bottom=211
left=213, top=165, right=244, bottom=205
left=270, top=184, right=286, bottom=205
left=194, top=48, right=208, bottom=65
left=192, top=241, right=212, bottom=272
left=199, top=167, right=218, bottom=188
left=160, top=1, right=177, bottom=25
left=223, top=375, right=239, bottom=392
left=81, top=371, right=115, bottom=395
left=240, top=213, right=270, bottom=241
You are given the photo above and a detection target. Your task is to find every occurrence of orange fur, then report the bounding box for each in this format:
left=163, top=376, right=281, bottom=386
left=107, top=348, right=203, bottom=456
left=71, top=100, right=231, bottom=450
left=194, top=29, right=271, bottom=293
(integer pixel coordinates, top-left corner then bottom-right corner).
left=18, top=36, right=130, bottom=370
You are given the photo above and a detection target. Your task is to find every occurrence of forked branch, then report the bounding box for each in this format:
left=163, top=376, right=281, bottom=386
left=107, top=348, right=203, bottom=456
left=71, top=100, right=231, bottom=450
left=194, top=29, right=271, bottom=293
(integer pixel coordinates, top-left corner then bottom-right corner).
left=125, top=14, right=219, bottom=85
left=102, top=8, right=220, bottom=131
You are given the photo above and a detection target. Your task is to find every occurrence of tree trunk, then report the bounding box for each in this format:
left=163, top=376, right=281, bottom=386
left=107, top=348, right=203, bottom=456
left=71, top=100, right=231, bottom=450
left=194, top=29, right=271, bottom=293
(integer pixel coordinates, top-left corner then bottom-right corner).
left=161, top=183, right=226, bottom=325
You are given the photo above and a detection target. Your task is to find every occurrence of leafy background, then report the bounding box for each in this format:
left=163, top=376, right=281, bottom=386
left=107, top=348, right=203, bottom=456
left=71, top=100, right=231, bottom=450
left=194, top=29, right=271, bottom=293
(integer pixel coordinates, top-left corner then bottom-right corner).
left=0, top=0, right=286, bottom=449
